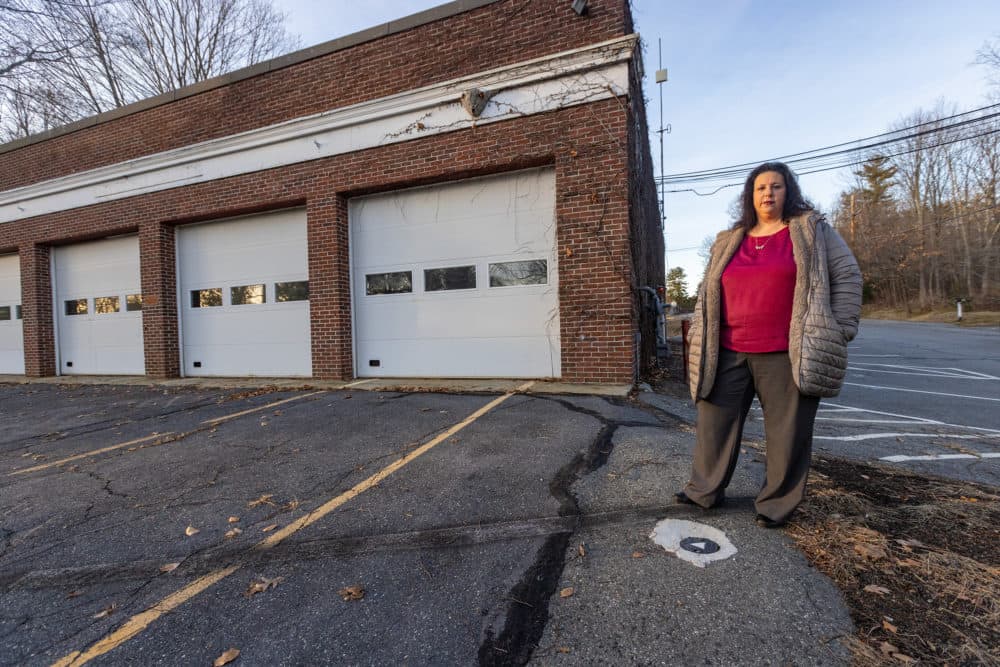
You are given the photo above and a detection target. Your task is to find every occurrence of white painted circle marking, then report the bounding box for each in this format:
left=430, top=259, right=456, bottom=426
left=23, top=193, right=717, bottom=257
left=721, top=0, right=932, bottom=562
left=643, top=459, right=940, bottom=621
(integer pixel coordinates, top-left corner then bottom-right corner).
left=650, top=519, right=737, bottom=568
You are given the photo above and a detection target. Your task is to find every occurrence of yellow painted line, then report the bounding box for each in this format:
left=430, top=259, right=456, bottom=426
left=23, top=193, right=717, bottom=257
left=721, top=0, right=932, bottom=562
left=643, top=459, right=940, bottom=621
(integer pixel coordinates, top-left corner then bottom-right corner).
left=9, top=433, right=172, bottom=476
left=51, top=565, right=240, bottom=667
left=13, top=392, right=323, bottom=477
left=258, top=381, right=535, bottom=549
left=200, top=391, right=325, bottom=426
left=51, top=382, right=534, bottom=666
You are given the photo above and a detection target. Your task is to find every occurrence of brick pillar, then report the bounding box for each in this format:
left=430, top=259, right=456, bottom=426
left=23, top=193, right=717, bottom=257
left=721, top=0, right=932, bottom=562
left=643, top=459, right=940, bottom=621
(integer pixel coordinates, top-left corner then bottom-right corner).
left=307, top=194, right=353, bottom=380
left=19, top=244, right=56, bottom=376
left=139, top=221, right=180, bottom=378
left=555, top=102, right=635, bottom=384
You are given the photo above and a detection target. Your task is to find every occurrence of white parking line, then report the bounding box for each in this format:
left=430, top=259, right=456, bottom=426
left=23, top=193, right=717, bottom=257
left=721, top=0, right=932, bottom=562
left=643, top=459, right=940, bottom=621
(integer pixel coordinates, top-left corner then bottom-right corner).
left=881, top=453, right=1000, bottom=462
left=816, top=433, right=992, bottom=442
left=848, top=364, right=1000, bottom=380
left=842, top=382, right=1000, bottom=402
left=814, top=418, right=922, bottom=424
left=822, top=402, right=1000, bottom=435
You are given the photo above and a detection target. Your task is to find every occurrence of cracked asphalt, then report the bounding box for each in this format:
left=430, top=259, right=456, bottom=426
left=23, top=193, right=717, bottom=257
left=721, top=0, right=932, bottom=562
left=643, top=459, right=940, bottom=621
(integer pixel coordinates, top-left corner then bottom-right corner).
left=0, top=383, right=852, bottom=666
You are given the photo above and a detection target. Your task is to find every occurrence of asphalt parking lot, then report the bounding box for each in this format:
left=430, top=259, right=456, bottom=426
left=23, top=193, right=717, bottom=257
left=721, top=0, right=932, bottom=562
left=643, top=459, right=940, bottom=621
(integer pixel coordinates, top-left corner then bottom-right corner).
left=0, top=383, right=852, bottom=666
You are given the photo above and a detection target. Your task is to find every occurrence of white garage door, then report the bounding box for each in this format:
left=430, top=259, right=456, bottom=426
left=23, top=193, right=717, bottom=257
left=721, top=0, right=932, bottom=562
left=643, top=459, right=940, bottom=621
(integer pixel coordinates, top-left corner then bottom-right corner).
left=54, top=237, right=145, bottom=375
left=177, top=209, right=311, bottom=377
left=0, top=254, right=24, bottom=375
left=350, top=169, right=560, bottom=378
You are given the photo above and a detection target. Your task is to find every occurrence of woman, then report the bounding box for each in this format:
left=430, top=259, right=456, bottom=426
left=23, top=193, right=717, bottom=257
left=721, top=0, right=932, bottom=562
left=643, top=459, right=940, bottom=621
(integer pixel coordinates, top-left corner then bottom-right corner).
left=678, top=162, right=862, bottom=527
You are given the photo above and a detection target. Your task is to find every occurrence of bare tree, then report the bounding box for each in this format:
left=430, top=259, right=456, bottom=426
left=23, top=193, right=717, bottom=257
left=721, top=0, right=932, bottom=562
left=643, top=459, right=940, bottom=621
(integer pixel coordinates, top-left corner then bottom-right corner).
left=976, top=34, right=1000, bottom=93
left=2, top=0, right=299, bottom=140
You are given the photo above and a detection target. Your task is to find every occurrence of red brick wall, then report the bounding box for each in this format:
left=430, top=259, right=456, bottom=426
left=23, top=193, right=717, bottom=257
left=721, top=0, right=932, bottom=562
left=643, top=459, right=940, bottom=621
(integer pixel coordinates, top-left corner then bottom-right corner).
left=0, top=100, right=637, bottom=383
left=0, top=0, right=631, bottom=191
left=0, top=0, right=647, bottom=384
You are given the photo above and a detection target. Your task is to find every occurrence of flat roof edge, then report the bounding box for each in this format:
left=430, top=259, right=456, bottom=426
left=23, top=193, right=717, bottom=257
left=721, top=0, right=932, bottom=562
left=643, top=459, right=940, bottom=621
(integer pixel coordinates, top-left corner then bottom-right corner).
left=0, top=0, right=502, bottom=156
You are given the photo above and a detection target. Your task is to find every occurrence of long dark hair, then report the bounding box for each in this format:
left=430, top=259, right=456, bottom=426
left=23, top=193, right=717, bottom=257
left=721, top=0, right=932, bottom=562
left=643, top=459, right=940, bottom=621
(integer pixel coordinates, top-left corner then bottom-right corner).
left=733, top=161, right=814, bottom=230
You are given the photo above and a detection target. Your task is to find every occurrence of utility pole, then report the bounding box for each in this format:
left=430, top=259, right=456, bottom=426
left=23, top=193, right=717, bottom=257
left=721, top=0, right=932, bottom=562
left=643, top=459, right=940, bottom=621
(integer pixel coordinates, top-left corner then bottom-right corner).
left=849, top=192, right=856, bottom=244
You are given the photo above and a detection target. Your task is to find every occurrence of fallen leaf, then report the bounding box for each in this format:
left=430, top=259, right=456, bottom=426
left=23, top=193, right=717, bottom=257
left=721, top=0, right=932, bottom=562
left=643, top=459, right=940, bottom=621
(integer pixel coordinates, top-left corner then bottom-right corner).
left=261, top=524, right=278, bottom=533
left=854, top=543, right=887, bottom=560
left=863, top=585, right=891, bottom=596
left=860, top=474, right=870, bottom=480
left=880, top=641, right=899, bottom=655
left=882, top=619, right=898, bottom=634
left=247, top=494, right=274, bottom=508
left=557, top=647, right=571, bottom=654
left=895, top=538, right=927, bottom=550
left=338, top=585, right=365, bottom=601
left=159, top=562, right=180, bottom=573
left=184, top=525, right=200, bottom=537
left=281, top=499, right=301, bottom=511
left=228, top=516, right=240, bottom=524
left=631, top=551, right=645, bottom=559
left=244, top=576, right=284, bottom=598
left=273, top=410, right=283, bottom=416
left=92, top=603, right=117, bottom=619
left=224, top=528, right=242, bottom=539
left=896, top=558, right=921, bottom=568
left=213, top=648, right=240, bottom=666
left=959, top=496, right=979, bottom=503
left=66, top=590, right=82, bottom=599
left=559, top=587, right=574, bottom=598
left=577, top=544, right=586, bottom=558
left=894, top=654, right=915, bottom=664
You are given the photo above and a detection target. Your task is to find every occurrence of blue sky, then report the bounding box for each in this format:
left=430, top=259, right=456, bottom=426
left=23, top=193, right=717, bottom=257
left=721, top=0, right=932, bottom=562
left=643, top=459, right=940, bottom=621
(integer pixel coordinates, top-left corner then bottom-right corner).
left=276, top=0, right=1000, bottom=288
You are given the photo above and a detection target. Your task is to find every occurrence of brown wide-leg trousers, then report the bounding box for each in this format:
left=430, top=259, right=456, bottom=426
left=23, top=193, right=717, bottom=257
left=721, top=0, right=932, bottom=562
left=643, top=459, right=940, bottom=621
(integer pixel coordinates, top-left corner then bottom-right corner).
left=684, top=348, right=820, bottom=522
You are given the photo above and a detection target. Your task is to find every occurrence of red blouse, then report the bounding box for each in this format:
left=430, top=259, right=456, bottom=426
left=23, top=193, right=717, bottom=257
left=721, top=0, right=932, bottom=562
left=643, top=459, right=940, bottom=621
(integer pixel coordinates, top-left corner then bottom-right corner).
left=719, top=226, right=796, bottom=353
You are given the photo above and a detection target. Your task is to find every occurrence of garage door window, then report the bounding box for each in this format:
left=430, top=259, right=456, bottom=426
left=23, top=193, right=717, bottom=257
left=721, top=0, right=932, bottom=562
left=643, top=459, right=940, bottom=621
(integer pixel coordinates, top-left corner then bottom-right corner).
left=366, top=271, right=412, bottom=296
left=425, top=266, right=476, bottom=292
left=275, top=281, right=309, bottom=302
left=95, top=296, right=120, bottom=314
left=126, top=295, right=143, bottom=311
left=231, top=284, right=266, bottom=305
left=15, top=305, right=21, bottom=319
left=0, top=306, right=9, bottom=321
left=65, top=299, right=88, bottom=315
left=489, top=260, right=547, bottom=287
left=191, top=288, right=223, bottom=308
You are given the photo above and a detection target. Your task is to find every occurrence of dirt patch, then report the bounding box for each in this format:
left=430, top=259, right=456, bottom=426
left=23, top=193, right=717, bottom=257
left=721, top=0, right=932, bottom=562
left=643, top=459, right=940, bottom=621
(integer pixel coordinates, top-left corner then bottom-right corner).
left=862, top=307, right=1000, bottom=327
left=787, top=456, right=1000, bottom=665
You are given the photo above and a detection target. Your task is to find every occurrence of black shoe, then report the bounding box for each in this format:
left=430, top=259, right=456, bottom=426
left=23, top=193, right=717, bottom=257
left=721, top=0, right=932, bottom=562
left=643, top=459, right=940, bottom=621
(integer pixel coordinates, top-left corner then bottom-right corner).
left=674, top=490, right=697, bottom=506
left=755, top=513, right=786, bottom=529
left=675, top=491, right=723, bottom=509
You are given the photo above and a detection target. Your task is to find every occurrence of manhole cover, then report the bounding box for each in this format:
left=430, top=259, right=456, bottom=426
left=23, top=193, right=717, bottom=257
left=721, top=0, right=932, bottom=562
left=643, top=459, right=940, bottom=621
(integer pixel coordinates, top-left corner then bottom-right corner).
left=680, top=537, right=720, bottom=554
left=650, top=519, right=737, bottom=568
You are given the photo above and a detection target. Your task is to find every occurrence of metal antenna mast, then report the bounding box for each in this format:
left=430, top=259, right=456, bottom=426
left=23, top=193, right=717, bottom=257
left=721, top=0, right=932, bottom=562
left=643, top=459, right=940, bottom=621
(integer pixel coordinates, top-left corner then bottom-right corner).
left=655, top=39, right=670, bottom=266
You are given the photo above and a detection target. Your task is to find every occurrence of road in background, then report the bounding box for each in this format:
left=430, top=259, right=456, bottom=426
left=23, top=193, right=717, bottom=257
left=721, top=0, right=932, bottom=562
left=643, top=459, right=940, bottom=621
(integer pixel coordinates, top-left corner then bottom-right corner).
left=782, top=320, right=1000, bottom=486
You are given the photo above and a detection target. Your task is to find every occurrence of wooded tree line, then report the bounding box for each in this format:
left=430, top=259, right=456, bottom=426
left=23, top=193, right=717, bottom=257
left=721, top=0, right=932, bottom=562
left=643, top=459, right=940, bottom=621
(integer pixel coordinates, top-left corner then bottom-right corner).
left=829, top=38, right=1000, bottom=312
left=0, top=0, right=298, bottom=141
left=831, top=107, right=1000, bottom=311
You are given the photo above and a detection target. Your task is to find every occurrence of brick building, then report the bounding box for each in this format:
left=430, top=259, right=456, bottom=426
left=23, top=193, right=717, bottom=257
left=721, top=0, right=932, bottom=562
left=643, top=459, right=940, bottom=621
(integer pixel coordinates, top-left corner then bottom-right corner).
left=0, top=0, right=663, bottom=385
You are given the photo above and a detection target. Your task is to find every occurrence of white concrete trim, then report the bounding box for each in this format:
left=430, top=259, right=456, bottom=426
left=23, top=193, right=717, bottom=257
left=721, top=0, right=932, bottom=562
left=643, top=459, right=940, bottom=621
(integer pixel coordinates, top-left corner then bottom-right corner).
left=0, top=36, right=636, bottom=224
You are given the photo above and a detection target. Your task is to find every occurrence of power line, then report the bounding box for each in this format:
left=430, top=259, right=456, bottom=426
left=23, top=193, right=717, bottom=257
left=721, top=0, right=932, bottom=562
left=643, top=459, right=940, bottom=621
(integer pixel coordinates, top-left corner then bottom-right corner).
left=660, top=102, right=1000, bottom=180
left=666, top=126, right=1000, bottom=196
left=658, top=103, right=1000, bottom=194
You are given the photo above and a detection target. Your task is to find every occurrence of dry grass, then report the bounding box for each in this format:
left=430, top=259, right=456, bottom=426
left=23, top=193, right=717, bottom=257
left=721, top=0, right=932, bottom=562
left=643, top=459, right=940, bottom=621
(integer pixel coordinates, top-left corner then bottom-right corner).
left=862, top=307, right=1000, bottom=327
left=786, top=457, right=1000, bottom=665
